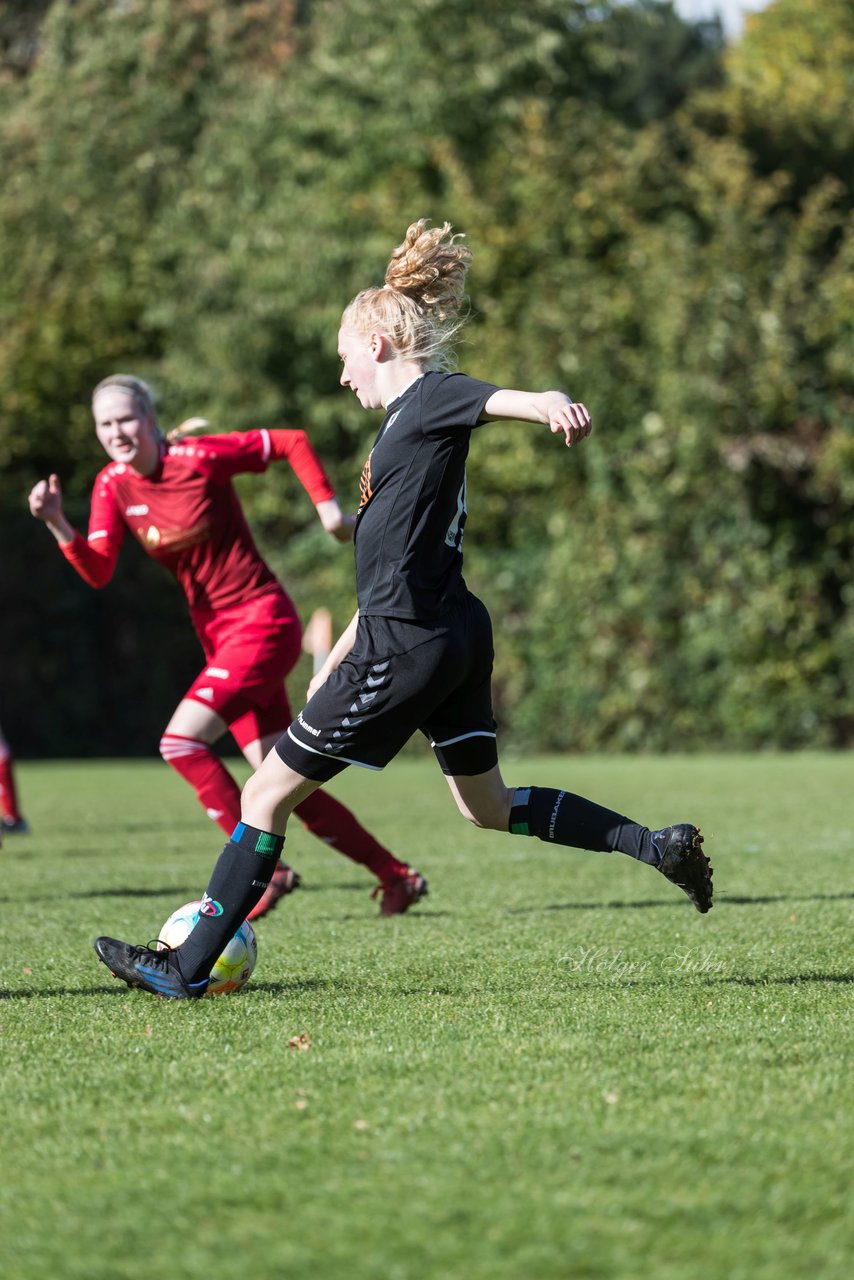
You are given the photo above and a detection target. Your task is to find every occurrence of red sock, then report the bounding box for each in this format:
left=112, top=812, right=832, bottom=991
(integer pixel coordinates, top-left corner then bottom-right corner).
left=159, top=735, right=241, bottom=836
left=293, top=790, right=407, bottom=883
left=0, top=750, right=21, bottom=821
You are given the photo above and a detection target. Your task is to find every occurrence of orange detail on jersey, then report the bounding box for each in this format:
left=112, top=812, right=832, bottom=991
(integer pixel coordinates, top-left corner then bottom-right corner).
left=358, top=457, right=373, bottom=508
left=137, top=519, right=210, bottom=553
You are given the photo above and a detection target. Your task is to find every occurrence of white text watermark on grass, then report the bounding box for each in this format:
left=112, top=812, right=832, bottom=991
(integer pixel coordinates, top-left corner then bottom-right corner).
left=560, top=945, right=725, bottom=977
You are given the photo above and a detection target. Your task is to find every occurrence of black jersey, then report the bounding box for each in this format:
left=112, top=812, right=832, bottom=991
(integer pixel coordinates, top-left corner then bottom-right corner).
left=354, top=370, right=498, bottom=620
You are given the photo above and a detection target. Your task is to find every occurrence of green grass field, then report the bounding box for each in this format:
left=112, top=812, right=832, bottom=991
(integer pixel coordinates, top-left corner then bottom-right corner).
left=1, top=752, right=852, bottom=1280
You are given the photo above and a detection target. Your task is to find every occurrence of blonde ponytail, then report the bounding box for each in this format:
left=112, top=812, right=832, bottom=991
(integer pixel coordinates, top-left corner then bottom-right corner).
left=384, top=219, right=471, bottom=322
left=166, top=417, right=210, bottom=443
left=342, top=219, right=472, bottom=370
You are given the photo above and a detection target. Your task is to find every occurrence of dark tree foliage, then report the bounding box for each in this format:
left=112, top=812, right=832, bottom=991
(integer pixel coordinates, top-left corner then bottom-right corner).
left=558, top=0, right=725, bottom=127
left=0, top=0, right=51, bottom=82
left=1, top=0, right=851, bottom=757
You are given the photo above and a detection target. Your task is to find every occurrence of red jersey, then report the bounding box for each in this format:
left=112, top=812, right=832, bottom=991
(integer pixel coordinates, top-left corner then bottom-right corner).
left=60, top=429, right=335, bottom=612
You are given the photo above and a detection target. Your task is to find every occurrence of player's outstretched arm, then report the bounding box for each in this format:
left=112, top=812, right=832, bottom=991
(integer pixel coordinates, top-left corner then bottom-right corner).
left=28, top=474, right=76, bottom=544
left=481, top=389, right=592, bottom=447
left=29, top=472, right=121, bottom=588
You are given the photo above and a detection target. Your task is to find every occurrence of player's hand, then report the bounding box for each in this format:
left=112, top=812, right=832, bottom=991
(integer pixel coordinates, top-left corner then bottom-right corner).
left=316, top=498, right=356, bottom=542
left=306, top=672, right=328, bottom=700
left=548, top=401, right=591, bottom=447
left=28, top=473, right=64, bottom=522
left=328, top=513, right=356, bottom=543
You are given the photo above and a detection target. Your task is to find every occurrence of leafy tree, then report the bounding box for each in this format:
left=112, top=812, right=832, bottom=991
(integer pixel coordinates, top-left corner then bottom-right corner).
left=1, top=0, right=851, bottom=755
left=722, top=0, right=854, bottom=196
left=0, top=0, right=52, bottom=83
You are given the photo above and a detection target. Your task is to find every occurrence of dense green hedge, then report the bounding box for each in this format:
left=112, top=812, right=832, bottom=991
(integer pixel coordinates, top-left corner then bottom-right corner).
left=1, top=0, right=851, bottom=756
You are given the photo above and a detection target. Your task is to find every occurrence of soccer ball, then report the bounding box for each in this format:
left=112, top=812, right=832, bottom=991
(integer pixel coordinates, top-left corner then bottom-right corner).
left=157, top=901, right=257, bottom=995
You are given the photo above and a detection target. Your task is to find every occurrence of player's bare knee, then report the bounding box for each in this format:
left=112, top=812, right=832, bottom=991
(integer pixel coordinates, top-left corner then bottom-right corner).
left=241, top=753, right=313, bottom=828
left=448, top=770, right=514, bottom=832
left=240, top=768, right=267, bottom=811
left=465, top=810, right=498, bottom=831
left=455, top=797, right=510, bottom=831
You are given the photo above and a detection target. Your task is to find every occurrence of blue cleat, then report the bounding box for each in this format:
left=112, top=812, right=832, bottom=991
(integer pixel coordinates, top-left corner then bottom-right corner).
left=94, top=936, right=209, bottom=999
left=2, top=816, right=30, bottom=835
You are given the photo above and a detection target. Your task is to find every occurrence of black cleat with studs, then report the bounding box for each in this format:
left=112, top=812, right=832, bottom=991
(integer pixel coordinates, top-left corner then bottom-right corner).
left=653, top=824, right=713, bottom=913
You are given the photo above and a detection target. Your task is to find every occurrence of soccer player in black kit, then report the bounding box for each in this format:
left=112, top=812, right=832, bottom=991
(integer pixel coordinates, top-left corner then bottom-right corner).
left=95, top=219, right=713, bottom=997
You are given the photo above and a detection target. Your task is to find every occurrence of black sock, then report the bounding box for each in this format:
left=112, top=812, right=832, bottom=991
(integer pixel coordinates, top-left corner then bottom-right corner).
left=175, top=822, right=284, bottom=984
left=508, top=786, right=658, bottom=863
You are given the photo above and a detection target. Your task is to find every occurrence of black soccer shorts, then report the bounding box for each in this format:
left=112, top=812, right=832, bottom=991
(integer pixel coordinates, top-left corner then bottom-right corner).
left=275, top=588, right=498, bottom=782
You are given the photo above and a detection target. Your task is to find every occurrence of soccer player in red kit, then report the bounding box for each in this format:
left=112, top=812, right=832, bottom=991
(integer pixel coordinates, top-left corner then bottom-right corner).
left=28, top=374, right=426, bottom=917
left=0, top=722, right=29, bottom=836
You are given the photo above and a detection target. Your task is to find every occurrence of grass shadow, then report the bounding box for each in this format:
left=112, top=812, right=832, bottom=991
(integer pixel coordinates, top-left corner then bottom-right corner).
left=0, top=976, right=334, bottom=1001
left=573, top=970, right=854, bottom=992
left=312, top=909, right=450, bottom=923
left=0, top=886, right=199, bottom=905
left=719, top=892, right=854, bottom=905
left=77, top=886, right=199, bottom=900
left=245, top=978, right=332, bottom=995
left=509, top=898, right=677, bottom=914
left=510, top=889, right=854, bottom=915
left=96, top=821, right=203, bottom=834
left=719, top=972, right=854, bottom=986
left=0, top=985, right=134, bottom=1000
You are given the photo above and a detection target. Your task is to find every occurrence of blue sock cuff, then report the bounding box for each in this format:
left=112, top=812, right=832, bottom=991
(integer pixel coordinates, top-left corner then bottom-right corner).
left=509, top=786, right=533, bottom=836
left=230, top=821, right=284, bottom=859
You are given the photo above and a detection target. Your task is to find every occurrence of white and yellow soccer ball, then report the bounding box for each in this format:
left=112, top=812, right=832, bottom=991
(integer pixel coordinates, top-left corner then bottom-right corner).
left=157, top=901, right=257, bottom=995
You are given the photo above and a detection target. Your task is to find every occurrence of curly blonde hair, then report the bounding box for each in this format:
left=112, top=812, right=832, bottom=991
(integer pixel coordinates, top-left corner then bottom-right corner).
left=341, top=219, right=472, bottom=370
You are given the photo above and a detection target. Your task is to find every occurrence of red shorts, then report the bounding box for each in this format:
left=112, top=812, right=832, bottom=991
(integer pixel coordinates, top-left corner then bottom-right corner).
left=187, top=588, right=302, bottom=749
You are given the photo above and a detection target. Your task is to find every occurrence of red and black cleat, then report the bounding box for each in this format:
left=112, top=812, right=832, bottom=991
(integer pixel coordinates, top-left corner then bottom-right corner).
left=371, top=868, right=429, bottom=917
